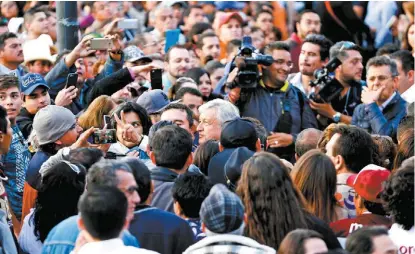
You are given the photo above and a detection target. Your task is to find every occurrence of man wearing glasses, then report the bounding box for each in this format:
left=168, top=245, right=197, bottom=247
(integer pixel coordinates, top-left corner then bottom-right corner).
left=352, top=56, right=407, bottom=138
left=228, top=41, right=317, bottom=161
left=309, top=41, right=364, bottom=129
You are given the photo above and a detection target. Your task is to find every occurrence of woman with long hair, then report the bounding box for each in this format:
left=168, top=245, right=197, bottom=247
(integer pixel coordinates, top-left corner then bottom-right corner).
left=236, top=152, right=308, bottom=250
left=192, top=140, right=220, bottom=175
left=402, top=22, right=414, bottom=56
left=184, top=67, right=223, bottom=101
left=393, top=129, right=414, bottom=172
left=18, top=161, right=85, bottom=253
left=292, top=149, right=348, bottom=224
left=77, top=95, right=116, bottom=129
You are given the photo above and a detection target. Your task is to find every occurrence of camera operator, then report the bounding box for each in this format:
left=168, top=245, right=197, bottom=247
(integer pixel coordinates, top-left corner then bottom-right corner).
left=309, top=41, right=364, bottom=128
left=227, top=41, right=317, bottom=161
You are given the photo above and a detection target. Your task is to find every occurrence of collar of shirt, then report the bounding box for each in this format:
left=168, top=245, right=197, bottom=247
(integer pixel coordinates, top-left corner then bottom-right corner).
left=379, top=92, right=396, bottom=111
left=78, top=239, right=125, bottom=254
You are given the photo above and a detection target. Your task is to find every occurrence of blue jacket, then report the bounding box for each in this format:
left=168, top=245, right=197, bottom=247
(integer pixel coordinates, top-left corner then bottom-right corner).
left=236, top=82, right=318, bottom=138
left=150, top=166, right=178, bottom=213
left=42, top=215, right=139, bottom=254
left=352, top=93, right=407, bottom=138
left=129, top=205, right=195, bottom=254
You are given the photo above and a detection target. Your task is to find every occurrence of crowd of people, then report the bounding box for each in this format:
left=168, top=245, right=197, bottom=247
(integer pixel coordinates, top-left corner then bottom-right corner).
left=0, top=1, right=413, bottom=254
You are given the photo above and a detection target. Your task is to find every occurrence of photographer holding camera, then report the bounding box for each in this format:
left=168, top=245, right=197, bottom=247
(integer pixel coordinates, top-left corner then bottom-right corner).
left=227, top=41, right=317, bottom=161
left=309, top=41, right=364, bottom=128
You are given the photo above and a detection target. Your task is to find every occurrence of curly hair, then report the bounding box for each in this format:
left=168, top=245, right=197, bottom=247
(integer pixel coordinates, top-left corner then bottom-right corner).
left=292, top=149, right=341, bottom=223
left=382, top=159, right=414, bottom=230
left=236, top=152, right=308, bottom=250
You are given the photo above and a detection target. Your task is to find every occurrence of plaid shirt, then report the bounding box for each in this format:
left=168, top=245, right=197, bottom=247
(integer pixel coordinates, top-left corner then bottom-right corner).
left=183, top=234, right=276, bottom=254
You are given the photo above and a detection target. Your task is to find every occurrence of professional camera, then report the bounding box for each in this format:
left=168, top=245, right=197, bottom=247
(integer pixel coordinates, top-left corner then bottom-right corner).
left=309, top=48, right=350, bottom=103
left=229, top=36, right=274, bottom=89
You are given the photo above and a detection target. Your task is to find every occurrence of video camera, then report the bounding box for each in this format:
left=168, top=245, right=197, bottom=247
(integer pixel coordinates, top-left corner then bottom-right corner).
left=228, top=36, right=274, bottom=89
left=309, top=46, right=350, bottom=103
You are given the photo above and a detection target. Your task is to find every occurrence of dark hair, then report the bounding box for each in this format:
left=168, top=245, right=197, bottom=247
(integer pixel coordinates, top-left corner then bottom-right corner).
left=255, top=9, right=273, bottom=21
left=331, top=124, right=375, bottom=173
left=226, top=39, right=242, bottom=55
left=196, top=32, right=218, bottom=49
left=188, top=22, right=213, bottom=44
left=236, top=152, right=308, bottom=250
left=175, top=87, right=203, bottom=101
left=86, top=160, right=132, bottom=189
left=172, top=172, right=213, bottom=218
left=330, top=41, right=361, bottom=60
left=346, top=226, right=390, bottom=254
left=397, top=116, right=414, bottom=143
left=68, top=148, right=104, bottom=172
left=376, top=43, right=400, bottom=56
left=0, top=74, right=19, bottom=91
left=184, top=67, right=210, bottom=85
left=393, top=129, right=414, bottom=171
left=361, top=196, right=387, bottom=216
left=366, top=56, right=398, bottom=77
left=168, top=77, right=197, bottom=100
left=303, top=34, right=333, bottom=61
left=149, top=125, right=193, bottom=170
left=78, top=186, right=128, bottom=240
left=148, top=120, right=174, bottom=143
left=33, top=161, right=86, bottom=242
left=242, top=117, right=267, bottom=149
left=183, top=4, right=203, bottom=20
left=165, top=45, right=188, bottom=62
left=371, top=135, right=396, bottom=170
left=298, top=9, right=319, bottom=23
left=111, top=101, right=151, bottom=135
left=0, top=105, right=7, bottom=134
left=0, top=32, right=18, bottom=49
left=204, top=60, right=225, bottom=75
left=382, top=161, right=414, bottom=230
left=162, top=103, right=194, bottom=128
left=293, top=150, right=340, bottom=223
left=401, top=23, right=414, bottom=52
left=278, top=229, right=325, bottom=254
left=121, top=157, right=151, bottom=204
left=193, top=140, right=220, bottom=175
left=24, top=6, right=45, bottom=24
left=390, top=49, right=414, bottom=74
left=264, top=41, right=290, bottom=55
left=295, top=128, right=323, bottom=158
left=250, top=26, right=264, bottom=35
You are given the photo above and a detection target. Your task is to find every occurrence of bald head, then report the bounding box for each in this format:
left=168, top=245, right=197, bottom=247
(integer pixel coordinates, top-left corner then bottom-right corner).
left=295, top=128, right=323, bottom=159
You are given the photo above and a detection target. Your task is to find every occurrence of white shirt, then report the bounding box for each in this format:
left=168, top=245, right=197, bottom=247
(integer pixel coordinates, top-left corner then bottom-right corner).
left=388, top=223, right=415, bottom=254
left=401, top=85, right=415, bottom=103
left=18, top=209, right=43, bottom=254
left=379, top=92, right=396, bottom=111
left=75, top=238, right=159, bottom=254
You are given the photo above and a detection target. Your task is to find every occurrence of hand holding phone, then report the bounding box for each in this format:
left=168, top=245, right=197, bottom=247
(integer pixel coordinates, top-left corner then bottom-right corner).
left=91, top=115, right=117, bottom=144
left=90, top=38, right=114, bottom=50
left=65, top=73, right=78, bottom=89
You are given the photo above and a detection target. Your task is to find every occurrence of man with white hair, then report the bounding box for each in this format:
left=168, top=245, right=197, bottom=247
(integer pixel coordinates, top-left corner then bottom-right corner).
left=183, top=184, right=275, bottom=254
left=196, top=99, right=239, bottom=144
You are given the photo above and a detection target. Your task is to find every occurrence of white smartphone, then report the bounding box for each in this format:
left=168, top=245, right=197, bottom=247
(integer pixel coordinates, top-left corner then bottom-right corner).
left=117, top=19, right=138, bottom=29
left=90, top=38, right=114, bottom=50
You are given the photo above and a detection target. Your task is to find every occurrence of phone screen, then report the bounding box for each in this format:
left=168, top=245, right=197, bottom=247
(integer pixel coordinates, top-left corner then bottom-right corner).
left=150, top=69, right=163, bottom=90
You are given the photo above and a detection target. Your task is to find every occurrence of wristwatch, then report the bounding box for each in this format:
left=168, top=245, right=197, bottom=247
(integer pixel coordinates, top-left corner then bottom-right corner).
left=333, top=112, right=342, bottom=123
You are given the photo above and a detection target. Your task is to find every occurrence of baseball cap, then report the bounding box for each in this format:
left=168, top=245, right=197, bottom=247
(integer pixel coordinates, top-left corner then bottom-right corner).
left=123, top=46, right=152, bottom=63
left=20, top=73, right=50, bottom=95
left=33, top=105, right=76, bottom=146
left=215, top=2, right=246, bottom=11
left=220, top=118, right=258, bottom=150
left=200, top=184, right=245, bottom=234
left=224, top=147, right=254, bottom=190
left=136, top=89, right=170, bottom=115
left=218, top=12, right=244, bottom=29
left=346, top=164, right=391, bottom=203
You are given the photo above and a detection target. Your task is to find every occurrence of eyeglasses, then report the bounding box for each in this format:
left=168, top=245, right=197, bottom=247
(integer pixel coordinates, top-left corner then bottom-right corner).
left=273, top=59, right=293, bottom=68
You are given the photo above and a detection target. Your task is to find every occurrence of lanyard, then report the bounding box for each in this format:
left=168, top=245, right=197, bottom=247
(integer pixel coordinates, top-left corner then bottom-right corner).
left=343, top=88, right=351, bottom=115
